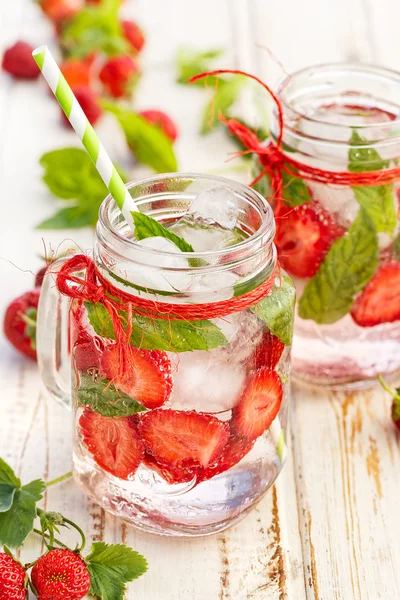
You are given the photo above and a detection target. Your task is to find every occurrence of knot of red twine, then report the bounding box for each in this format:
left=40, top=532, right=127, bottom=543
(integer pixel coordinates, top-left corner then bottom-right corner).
left=56, top=254, right=278, bottom=338
left=190, top=69, right=400, bottom=213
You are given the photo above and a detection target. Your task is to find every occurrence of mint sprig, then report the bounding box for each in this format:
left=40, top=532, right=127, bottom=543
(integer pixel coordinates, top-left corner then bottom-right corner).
left=349, top=130, right=396, bottom=234
left=131, top=211, right=194, bottom=252
left=37, top=148, right=127, bottom=229
left=77, top=373, right=146, bottom=417
left=104, top=103, right=178, bottom=172
left=86, top=542, right=148, bottom=600
left=249, top=276, right=295, bottom=345
left=85, top=301, right=228, bottom=352
left=298, top=208, right=379, bottom=324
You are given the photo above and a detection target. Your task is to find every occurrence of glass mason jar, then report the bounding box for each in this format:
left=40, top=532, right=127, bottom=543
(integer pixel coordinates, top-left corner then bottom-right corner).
left=254, top=64, right=400, bottom=388
left=37, top=173, right=295, bottom=537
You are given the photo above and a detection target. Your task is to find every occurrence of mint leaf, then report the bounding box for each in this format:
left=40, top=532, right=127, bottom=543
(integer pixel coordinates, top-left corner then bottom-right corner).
left=37, top=206, right=96, bottom=229
left=104, top=104, right=178, bottom=172
left=131, top=212, right=194, bottom=252
left=0, top=479, right=45, bottom=547
left=0, top=458, right=21, bottom=488
left=176, top=47, right=223, bottom=85
left=61, top=0, right=130, bottom=58
left=0, top=485, right=16, bottom=513
left=298, top=208, right=379, bottom=324
left=252, top=159, right=311, bottom=207
left=249, top=276, right=295, bottom=345
left=349, top=130, right=396, bottom=234
left=86, top=542, right=147, bottom=600
left=225, top=116, right=268, bottom=157
left=77, top=374, right=146, bottom=417
left=85, top=302, right=228, bottom=353
left=200, top=78, right=246, bottom=135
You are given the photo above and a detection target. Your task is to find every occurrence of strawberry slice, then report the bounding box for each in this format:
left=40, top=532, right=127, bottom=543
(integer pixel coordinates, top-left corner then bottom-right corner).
left=253, top=330, right=285, bottom=370
left=139, top=410, right=230, bottom=469
left=73, top=332, right=104, bottom=372
left=198, top=434, right=255, bottom=482
left=101, top=343, right=173, bottom=409
left=275, top=202, right=344, bottom=278
left=351, top=262, right=400, bottom=327
left=79, top=411, right=144, bottom=480
left=232, top=369, right=283, bottom=440
left=143, top=453, right=196, bottom=484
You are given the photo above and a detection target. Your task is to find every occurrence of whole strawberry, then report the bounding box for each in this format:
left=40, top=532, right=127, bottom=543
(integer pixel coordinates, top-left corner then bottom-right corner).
left=61, top=86, right=102, bottom=126
left=138, top=109, right=178, bottom=142
left=2, top=41, right=40, bottom=80
left=31, top=549, right=91, bottom=600
left=99, top=55, right=140, bottom=98
left=0, top=552, right=27, bottom=600
left=3, top=289, right=40, bottom=360
left=122, top=19, right=145, bottom=54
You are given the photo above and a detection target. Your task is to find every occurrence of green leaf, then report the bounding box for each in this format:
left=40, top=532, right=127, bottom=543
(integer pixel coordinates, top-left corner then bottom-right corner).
left=249, top=276, right=295, bottom=346
left=0, top=485, right=16, bottom=513
left=77, top=374, right=146, bottom=417
left=0, top=479, right=45, bottom=547
left=85, top=302, right=228, bottom=353
left=224, top=116, right=269, bottom=157
left=37, top=206, right=96, bottom=229
left=348, top=130, right=396, bottom=234
left=252, top=158, right=311, bottom=207
left=200, top=78, right=246, bottom=135
left=86, top=542, right=147, bottom=600
left=0, top=458, right=21, bottom=488
left=298, top=208, right=379, bottom=324
left=131, top=212, right=194, bottom=252
left=176, top=47, right=223, bottom=85
left=104, top=104, right=178, bottom=172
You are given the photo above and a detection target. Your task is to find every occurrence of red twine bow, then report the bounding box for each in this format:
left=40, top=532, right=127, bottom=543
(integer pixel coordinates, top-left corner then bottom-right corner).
left=190, top=69, right=400, bottom=214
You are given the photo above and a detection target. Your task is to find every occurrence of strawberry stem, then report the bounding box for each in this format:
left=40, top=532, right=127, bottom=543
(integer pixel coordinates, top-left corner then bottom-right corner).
left=33, top=528, right=69, bottom=550
left=378, top=375, right=400, bottom=401
left=62, top=516, right=86, bottom=552
left=46, top=471, right=73, bottom=487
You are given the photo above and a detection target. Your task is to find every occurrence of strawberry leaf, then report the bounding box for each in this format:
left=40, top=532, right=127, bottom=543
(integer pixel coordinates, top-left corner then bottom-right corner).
left=0, top=478, right=46, bottom=547
left=77, top=374, right=146, bottom=417
left=104, top=103, right=178, bottom=172
left=0, top=485, right=16, bottom=513
left=85, top=302, right=228, bottom=353
left=0, top=458, right=21, bottom=488
left=131, top=212, right=194, bottom=252
left=86, top=542, right=147, bottom=600
left=298, top=207, right=379, bottom=324
left=349, top=130, right=396, bottom=234
left=249, top=276, right=296, bottom=346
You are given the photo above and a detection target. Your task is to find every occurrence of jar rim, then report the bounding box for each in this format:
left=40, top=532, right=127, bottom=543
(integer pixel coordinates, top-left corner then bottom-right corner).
left=274, top=62, right=400, bottom=144
left=96, top=172, right=275, bottom=271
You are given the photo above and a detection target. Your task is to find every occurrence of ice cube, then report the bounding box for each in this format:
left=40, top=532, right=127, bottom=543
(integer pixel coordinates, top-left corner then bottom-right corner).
left=188, top=270, right=239, bottom=302
left=168, top=350, right=246, bottom=413
left=169, top=218, right=245, bottom=252
left=189, top=186, right=239, bottom=230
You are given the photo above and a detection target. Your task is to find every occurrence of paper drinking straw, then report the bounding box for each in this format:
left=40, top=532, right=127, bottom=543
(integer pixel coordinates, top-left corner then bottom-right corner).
left=32, top=45, right=138, bottom=228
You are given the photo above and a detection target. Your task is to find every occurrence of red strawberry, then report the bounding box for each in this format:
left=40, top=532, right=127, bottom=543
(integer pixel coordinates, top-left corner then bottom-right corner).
left=275, top=202, right=344, bottom=278
left=73, top=332, right=104, bottom=372
left=61, top=86, right=102, bottom=126
left=2, top=41, right=40, bottom=80
left=351, top=262, right=400, bottom=327
left=101, top=343, right=173, bottom=409
left=143, top=453, right=196, bottom=484
left=198, top=434, right=255, bottom=482
left=253, top=329, right=285, bottom=370
left=60, top=55, right=95, bottom=88
left=31, top=549, right=90, bottom=600
left=79, top=410, right=144, bottom=479
left=39, top=0, right=80, bottom=25
left=122, top=20, right=145, bottom=54
left=35, top=265, right=48, bottom=287
left=3, top=289, right=40, bottom=360
left=232, top=368, right=283, bottom=440
left=99, top=55, right=140, bottom=98
left=138, top=109, right=178, bottom=142
left=0, top=553, right=27, bottom=600
left=139, top=410, right=230, bottom=469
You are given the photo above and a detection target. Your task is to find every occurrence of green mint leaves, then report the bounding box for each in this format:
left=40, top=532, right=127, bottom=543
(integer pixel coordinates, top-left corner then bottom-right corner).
left=298, top=208, right=379, bottom=324
left=252, top=156, right=311, bottom=207
left=349, top=130, right=396, bottom=234
left=250, top=276, right=296, bottom=345
left=131, top=212, right=194, bottom=252
left=86, top=542, right=148, bottom=600
left=104, top=103, right=178, bottom=172
left=0, top=458, right=46, bottom=547
left=77, top=373, right=146, bottom=417
left=85, top=301, right=228, bottom=352
left=176, top=47, right=223, bottom=85
left=37, top=148, right=127, bottom=229
left=200, top=78, right=246, bottom=135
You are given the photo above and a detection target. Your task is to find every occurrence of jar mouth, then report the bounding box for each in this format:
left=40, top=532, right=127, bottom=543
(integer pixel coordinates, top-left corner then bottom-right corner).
left=97, top=172, right=275, bottom=269
left=273, top=63, right=400, bottom=147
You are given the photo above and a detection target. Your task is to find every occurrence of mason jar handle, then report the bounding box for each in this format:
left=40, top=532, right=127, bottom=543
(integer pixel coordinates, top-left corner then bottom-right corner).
left=37, top=256, right=72, bottom=410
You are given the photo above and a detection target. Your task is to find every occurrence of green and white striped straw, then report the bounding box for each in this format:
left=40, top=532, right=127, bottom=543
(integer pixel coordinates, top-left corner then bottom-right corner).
left=32, top=45, right=138, bottom=228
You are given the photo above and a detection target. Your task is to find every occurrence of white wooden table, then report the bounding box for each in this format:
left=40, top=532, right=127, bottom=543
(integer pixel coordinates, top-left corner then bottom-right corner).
left=1, top=1, right=400, bottom=598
